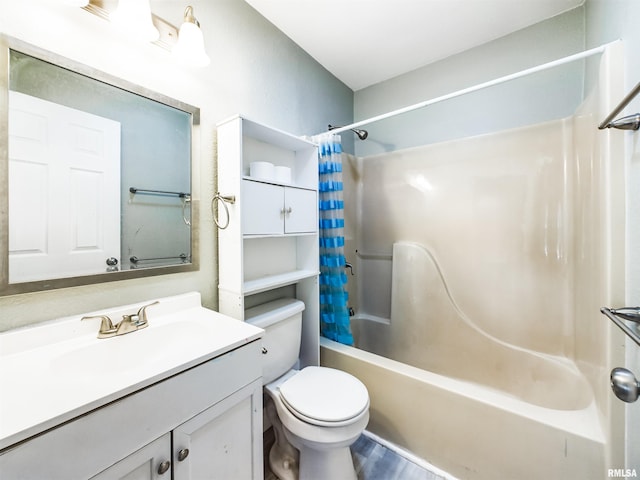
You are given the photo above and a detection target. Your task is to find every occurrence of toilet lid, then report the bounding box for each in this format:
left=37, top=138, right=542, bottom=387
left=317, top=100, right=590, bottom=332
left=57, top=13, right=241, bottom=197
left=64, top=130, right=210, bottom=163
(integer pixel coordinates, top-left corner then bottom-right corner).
left=278, top=367, right=369, bottom=423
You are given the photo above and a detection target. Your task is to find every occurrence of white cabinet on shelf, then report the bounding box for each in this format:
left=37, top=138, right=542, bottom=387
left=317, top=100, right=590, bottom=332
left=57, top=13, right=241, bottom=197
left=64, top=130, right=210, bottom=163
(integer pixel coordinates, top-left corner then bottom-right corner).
left=217, top=115, right=320, bottom=368
left=243, top=180, right=316, bottom=235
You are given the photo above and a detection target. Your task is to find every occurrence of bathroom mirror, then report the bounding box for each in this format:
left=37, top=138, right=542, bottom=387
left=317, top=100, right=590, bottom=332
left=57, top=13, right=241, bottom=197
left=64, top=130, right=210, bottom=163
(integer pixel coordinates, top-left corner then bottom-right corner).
left=0, top=36, right=200, bottom=296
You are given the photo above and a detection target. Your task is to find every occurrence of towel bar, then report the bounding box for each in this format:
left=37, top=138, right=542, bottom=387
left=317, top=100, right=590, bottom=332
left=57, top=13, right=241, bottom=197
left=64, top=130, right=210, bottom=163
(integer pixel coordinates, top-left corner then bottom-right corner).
left=601, top=307, right=640, bottom=347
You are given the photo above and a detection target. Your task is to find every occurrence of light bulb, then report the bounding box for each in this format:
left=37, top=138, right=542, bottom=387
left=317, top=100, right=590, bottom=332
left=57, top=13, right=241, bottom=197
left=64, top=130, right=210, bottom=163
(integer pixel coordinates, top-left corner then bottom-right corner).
left=110, top=0, right=160, bottom=42
left=172, top=6, right=210, bottom=68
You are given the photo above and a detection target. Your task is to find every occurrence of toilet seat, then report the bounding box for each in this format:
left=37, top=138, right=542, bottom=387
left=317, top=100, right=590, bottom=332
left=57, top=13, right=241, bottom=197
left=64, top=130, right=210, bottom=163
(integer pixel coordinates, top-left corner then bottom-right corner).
left=278, top=367, right=369, bottom=427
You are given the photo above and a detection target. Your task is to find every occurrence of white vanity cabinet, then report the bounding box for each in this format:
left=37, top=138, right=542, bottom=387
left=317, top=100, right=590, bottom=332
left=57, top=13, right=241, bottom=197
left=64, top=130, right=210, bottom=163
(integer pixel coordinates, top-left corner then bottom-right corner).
left=217, top=115, right=320, bottom=368
left=91, top=434, right=171, bottom=480
left=0, top=341, right=263, bottom=480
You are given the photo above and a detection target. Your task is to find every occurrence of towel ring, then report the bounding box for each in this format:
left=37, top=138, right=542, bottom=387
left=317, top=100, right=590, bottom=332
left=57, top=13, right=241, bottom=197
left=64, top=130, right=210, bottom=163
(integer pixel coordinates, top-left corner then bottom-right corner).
left=212, top=192, right=236, bottom=229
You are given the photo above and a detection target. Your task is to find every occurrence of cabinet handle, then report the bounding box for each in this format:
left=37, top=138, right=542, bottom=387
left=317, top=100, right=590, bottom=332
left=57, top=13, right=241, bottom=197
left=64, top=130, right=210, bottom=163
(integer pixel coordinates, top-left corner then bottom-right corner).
left=177, top=448, right=190, bottom=462
left=157, top=460, right=171, bottom=475
left=286, top=207, right=292, bottom=214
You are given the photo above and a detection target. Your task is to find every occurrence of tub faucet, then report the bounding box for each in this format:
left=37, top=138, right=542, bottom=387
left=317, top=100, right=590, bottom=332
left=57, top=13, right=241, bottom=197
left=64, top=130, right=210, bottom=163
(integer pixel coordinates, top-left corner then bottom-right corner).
left=345, top=262, right=355, bottom=275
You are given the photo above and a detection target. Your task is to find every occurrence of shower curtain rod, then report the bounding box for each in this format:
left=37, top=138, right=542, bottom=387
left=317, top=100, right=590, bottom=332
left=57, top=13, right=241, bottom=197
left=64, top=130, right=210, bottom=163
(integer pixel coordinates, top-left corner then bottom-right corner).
left=323, top=42, right=617, bottom=136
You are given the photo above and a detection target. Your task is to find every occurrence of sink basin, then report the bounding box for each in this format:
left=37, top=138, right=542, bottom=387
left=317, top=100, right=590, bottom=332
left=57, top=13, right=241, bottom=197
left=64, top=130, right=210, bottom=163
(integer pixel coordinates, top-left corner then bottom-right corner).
left=50, top=320, right=213, bottom=377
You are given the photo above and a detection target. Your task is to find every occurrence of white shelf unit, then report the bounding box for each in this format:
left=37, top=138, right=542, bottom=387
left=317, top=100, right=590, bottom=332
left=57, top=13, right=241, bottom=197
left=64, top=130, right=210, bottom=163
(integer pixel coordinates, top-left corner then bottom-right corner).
left=217, top=115, right=320, bottom=368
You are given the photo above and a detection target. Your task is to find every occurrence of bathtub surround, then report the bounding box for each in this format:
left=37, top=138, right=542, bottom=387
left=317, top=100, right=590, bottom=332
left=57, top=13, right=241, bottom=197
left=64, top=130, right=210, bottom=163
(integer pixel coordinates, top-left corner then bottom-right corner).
left=322, top=43, right=626, bottom=479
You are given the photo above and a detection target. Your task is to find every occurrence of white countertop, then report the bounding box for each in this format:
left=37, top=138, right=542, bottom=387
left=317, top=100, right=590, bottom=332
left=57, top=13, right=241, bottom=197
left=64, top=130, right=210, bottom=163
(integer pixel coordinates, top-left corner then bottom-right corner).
left=0, top=292, right=263, bottom=451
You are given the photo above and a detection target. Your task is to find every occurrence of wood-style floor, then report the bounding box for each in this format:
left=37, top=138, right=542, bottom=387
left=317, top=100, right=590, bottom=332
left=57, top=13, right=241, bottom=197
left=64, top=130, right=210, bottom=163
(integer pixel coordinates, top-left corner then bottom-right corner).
left=351, top=434, right=446, bottom=480
left=264, top=430, right=447, bottom=480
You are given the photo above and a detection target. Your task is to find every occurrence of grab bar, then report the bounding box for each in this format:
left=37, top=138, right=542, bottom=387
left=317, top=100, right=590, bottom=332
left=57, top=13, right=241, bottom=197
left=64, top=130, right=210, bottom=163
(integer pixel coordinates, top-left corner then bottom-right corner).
left=598, top=81, right=640, bottom=130
left=130, top=254, right=188, bottom=264
left=129, top=187, right=191, bottom=198
left=601, top=307, right=640, bottom=347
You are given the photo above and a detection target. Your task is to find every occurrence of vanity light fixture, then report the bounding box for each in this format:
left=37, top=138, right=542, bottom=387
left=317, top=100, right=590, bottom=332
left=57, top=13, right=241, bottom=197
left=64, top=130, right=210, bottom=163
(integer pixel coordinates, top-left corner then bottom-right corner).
left=80, top=0, right=210, bottom=67
left=110, top=0, right=160, bottom=42
left=172, top=6, right=210, bottom=67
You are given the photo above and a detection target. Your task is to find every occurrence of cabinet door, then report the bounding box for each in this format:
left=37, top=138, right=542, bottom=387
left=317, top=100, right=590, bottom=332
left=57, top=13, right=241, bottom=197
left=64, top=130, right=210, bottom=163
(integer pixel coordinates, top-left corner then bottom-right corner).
left=91, top=434, right=172, bottom=480
left=172, top=381, right=263, bottom=480
left=243, top=180, right=283, bottom=235
left=284, top=187, right=317, bottom=234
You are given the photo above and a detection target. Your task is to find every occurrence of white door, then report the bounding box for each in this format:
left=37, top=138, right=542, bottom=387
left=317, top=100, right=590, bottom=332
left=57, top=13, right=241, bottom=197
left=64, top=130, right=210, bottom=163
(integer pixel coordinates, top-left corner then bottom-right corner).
left=8, top=91, right=121, bottom=283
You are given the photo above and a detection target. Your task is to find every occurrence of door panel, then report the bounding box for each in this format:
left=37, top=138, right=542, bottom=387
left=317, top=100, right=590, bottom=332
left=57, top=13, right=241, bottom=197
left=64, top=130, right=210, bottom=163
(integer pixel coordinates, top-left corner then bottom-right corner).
left=242, top=180, right=283, bottom=235
left=172, top=383, right=262, bottom=480
left=284, top=188, right=317, bottom=233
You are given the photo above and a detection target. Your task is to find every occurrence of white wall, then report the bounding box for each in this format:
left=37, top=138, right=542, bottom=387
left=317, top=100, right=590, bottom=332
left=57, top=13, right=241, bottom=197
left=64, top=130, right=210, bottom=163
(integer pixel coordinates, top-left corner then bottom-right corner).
left=0, top=0, right=352, bottom=330
left=353, top=8, right=585, bottom=157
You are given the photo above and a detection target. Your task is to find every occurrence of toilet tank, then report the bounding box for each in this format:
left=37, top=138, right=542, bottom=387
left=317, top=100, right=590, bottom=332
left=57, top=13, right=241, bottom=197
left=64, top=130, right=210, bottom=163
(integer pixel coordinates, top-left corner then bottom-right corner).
left=245, top=298, right=306, bottom=384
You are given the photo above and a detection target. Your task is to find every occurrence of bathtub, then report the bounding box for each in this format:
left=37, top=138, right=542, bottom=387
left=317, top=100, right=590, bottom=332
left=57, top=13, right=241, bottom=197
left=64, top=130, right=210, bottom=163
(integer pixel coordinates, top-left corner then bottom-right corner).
left=329, top=110, right=621, bottom=478
left=321, top=337, right=606, bottom=480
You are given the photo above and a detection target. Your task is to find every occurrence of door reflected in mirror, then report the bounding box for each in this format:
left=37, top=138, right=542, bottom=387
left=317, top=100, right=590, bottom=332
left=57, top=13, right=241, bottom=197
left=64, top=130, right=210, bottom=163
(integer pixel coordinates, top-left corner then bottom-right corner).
left=1, top=37, right=200, bottom=295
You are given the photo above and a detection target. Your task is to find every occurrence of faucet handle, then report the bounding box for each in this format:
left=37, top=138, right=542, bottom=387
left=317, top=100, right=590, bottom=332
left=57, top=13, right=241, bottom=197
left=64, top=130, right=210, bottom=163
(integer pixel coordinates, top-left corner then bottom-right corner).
left=135, top=301, right=160, bottom=327
left=81, top=315, right=117, bottom=339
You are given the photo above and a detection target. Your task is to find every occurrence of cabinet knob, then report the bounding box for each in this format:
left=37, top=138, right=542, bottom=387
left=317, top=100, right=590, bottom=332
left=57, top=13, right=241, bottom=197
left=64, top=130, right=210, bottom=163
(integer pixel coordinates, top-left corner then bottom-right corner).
left=157, top=460, right=171, bottom=475
left=177, top=448, right=190, bottom=462
left=286, top=207, right=293, bottom=214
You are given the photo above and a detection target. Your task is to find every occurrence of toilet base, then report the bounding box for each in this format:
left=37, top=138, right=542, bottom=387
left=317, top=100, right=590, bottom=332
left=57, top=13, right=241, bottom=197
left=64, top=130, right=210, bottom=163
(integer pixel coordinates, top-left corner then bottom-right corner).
left=266, top=399, right=299, bottom=480
left=266, top=396, right=360, bottom=480
left=294, top=440, right=357, bottom=480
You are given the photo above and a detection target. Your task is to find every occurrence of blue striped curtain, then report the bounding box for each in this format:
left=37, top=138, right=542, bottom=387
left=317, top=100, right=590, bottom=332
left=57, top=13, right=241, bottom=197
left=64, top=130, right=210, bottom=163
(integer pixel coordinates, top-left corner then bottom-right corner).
left=315, top=133, right=354, bottom=345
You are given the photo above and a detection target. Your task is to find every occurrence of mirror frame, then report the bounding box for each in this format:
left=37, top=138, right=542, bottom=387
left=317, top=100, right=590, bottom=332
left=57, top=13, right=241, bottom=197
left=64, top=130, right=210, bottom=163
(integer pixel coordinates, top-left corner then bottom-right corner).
left=0, top=35, right=200, bottom=296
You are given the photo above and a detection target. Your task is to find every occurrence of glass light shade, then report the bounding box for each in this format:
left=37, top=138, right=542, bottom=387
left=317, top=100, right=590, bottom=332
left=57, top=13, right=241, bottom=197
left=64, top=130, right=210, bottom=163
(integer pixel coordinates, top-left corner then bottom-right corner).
left=173, top=21, right=211, bottom=68
left=110, top=0, right=160, bottom=42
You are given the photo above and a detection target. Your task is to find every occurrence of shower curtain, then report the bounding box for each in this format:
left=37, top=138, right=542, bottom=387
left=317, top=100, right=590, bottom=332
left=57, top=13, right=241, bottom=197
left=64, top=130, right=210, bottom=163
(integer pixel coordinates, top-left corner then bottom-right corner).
left=315, top=133, right=354, bottom=345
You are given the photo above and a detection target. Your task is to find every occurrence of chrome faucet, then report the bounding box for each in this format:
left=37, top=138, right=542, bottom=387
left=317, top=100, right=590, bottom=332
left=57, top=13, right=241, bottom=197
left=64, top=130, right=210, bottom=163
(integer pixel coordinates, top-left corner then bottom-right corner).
left=82, top=301, right=159, bottom=339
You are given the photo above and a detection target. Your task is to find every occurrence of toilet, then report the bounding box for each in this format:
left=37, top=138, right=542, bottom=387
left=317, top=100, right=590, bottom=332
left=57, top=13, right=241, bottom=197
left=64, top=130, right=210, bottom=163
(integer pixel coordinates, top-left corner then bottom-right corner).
left=245, top=298, right=370, bottom=480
